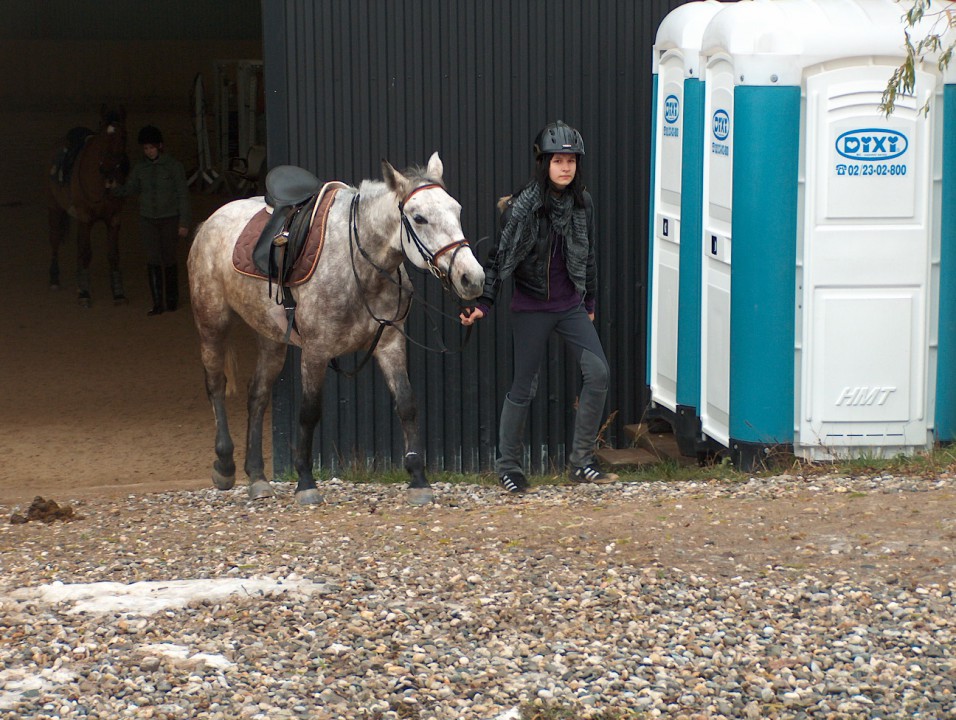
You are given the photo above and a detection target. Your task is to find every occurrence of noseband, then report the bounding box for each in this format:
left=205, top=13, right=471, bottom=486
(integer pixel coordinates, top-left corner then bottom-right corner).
left=397, top=183, right=470, bottom=290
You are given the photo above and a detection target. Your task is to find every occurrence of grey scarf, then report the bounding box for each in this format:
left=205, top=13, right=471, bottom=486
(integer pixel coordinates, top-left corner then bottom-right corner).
left=497, top=182, right=589, bottom=291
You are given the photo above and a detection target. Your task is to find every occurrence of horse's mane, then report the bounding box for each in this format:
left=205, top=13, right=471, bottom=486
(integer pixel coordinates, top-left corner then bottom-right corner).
left=400, top=163, right=445, bottom=188
left=357, top=164, right=445, bottom=197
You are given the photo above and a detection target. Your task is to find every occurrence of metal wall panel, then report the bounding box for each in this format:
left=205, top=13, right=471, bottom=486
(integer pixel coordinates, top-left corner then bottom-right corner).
left=264, top=0, right=686, bottom=475
left=1, top=1, right=261, bottom=40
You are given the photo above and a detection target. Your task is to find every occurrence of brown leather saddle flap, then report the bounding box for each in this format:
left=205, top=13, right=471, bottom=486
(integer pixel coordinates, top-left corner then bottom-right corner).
left=232, top=183, right=342, bottom=285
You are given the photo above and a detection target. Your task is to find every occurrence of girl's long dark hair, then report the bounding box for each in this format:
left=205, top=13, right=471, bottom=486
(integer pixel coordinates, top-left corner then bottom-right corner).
left=532, top=152, right=587, bottom=210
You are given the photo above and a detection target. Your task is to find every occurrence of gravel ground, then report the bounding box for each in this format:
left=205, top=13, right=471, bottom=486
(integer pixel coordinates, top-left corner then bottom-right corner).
left=1, top=473, right=954, bottom=720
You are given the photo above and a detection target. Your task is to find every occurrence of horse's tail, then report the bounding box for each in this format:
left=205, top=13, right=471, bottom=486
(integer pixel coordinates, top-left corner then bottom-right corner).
left=224, top=343, right=239, bottom=398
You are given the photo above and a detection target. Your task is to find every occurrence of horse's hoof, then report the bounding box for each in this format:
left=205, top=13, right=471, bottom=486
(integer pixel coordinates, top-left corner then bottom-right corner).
left=49, top=283, right=60, bottom=291
left=295, top=488, right=325, bottom=506
left=407, top=486, right=434, bottom=506
left=248, top=480, right=276, bottom=500
left=112, top=295, right=129, bottom=306
left=211, top=469, right=236, bottom=490
left=77, top=293, right=91, bottom=308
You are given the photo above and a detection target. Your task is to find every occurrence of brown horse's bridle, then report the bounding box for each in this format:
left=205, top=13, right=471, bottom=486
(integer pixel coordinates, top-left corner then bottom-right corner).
left=98, top=122, right=129, bottom=184
left=398, top=183, right=471, bottom=289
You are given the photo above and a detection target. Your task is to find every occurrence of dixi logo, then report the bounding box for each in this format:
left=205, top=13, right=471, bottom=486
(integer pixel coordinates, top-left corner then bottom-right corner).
left=836, top=129, right=908, bottom=161
left=712, top=109, right=730, bottom=141
left=664, top=94, right=680, bottom=124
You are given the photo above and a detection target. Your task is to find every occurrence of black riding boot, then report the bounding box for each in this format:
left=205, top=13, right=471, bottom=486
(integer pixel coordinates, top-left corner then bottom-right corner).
left=147, top=264, right=164, bottom=316
left=164, top=264, right=179, bottom=312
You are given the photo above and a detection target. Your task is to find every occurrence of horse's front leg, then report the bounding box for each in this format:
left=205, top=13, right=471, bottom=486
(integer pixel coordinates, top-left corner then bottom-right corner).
left=374, top=328, right=432, bottom=506
left=105, top=216, right=127, bottom=305
left=293, top=352, right=327, bottom=506
left=75, top=221, right=93, bottom=307
left=47, top=206, right=68, bottom=289
left=244, top=336, right=288, bottom=500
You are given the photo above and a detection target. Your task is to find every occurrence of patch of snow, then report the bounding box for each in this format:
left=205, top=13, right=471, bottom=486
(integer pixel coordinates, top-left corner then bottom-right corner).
left=5, top=576, right=328, bottom=616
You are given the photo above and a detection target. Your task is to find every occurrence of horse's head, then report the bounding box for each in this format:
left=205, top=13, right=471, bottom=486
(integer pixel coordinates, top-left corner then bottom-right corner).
left=97, top=104, right=130, bottom=185
left=383, top=152, right=485, bottom=301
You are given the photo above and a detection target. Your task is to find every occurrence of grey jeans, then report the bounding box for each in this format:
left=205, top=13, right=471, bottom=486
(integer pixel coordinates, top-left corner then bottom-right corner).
left=496, top=304, right=610, bottom=474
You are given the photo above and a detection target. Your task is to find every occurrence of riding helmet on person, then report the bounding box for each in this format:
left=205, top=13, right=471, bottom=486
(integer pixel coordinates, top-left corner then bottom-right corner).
left=532, top=120, right=585, bottom=157
left=137, top=125, right=163, bottom=146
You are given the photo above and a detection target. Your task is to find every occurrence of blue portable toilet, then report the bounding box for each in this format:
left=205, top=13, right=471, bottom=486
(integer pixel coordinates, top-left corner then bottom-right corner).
left=647, top=0, right=723, bottom=457
left=695, top=0, right=956, bottom=468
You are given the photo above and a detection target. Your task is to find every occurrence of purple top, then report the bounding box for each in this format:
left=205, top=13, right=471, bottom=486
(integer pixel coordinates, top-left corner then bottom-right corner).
left=477, top=230, right=595, bottom=316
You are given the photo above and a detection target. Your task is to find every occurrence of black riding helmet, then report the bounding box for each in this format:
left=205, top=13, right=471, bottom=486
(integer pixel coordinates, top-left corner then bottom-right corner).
left=533, top=120, right=585, bottom=157
left=137, top=125, right=163, bottom=146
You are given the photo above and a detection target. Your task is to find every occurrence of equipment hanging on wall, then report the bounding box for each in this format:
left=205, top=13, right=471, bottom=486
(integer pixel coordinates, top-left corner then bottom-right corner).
left=187, top=72, right=221, bottom=191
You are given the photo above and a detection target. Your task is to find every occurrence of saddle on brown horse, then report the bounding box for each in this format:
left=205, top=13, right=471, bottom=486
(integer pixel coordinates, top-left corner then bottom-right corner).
left=51, top=127, right=95, bottom=185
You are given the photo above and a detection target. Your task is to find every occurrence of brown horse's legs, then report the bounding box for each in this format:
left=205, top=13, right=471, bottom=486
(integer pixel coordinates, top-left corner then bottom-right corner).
left=47, top=206, right=69, bottom=288
left=75, top=222, right=94, bottom=306
left=293, top=354, right=327, bottom=505
left=75, top=222, right=93, bottom=270
left=106, top=220, right=127, bottom=304
left=244, top=336, right=287, bottom=489
left=375, top=330, right=431, bottom=505
left=105, top=219, right=121, bottom=270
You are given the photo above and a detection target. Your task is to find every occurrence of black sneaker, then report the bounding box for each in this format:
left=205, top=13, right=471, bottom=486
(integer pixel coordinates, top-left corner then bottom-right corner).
left=499, top=471, right=530, bottom=494
left=569, top=463, right=618, bottom=484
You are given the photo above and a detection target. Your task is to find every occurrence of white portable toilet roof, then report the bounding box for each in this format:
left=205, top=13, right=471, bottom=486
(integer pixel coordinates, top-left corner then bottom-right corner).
left=700, top=0, right=956, bottom=86
left=652, top=0, right=724, bottom=77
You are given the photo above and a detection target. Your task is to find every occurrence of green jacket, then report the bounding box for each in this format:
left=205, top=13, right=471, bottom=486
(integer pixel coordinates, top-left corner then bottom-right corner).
left=115, top=153, right=190, bottom=225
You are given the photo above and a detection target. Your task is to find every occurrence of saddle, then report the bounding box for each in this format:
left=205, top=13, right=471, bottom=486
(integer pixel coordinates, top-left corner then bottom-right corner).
left=233, top=166, right=346, bottom=344
left=51, top=127, right=94, bottom=185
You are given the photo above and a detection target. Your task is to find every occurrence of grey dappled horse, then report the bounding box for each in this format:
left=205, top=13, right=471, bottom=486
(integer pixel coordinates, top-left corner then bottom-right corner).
left=188, top=153, right=484, bottom=505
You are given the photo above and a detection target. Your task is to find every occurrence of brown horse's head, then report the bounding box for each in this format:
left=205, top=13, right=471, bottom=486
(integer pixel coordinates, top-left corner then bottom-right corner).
left=97, top=104, right=129, bottom=185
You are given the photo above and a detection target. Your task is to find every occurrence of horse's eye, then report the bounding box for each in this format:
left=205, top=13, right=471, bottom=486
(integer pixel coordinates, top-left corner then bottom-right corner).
left=413, top=214, right=428, bottom=225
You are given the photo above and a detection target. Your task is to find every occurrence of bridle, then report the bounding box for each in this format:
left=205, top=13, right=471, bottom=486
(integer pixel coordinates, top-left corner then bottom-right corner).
left=97, top=122, right=129, bottom=184
left=334, top=183, right=476, bottom=377
left=76, top=122, right=128, bottom=206
left=397, top=183, right=472, bottom=293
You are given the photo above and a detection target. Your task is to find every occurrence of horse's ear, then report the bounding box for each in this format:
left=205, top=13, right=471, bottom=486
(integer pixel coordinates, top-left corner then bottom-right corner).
left=426, top=152, right=443, bottom=181
left=382, top=159, right=407, bottom=193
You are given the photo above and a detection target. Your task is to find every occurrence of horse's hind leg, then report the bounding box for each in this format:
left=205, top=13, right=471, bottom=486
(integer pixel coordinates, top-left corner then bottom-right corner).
left=244, top=335, right=288, bottom=500
left=194, top=315, right=238, bottom=491
left=374, top=329, right=432, bottom=506
left=292, top=351, right=328, bottom=506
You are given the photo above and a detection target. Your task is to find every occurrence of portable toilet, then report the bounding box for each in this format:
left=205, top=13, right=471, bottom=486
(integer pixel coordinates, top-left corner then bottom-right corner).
left=647, top=0, right=723, bottom=457
left=696, top=0, right=956, bottom=468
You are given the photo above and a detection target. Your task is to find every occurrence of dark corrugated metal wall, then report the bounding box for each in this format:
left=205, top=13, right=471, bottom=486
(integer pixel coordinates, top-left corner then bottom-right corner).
left=263, top=0, right=685, bottom=476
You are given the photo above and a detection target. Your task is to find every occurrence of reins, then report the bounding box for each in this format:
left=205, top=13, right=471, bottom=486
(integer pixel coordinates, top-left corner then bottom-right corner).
left=330, top=184, right=477, bottom=377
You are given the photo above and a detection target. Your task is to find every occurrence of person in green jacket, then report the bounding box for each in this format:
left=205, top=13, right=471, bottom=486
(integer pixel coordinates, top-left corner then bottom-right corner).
left=110, top=125, right=190, bottom=315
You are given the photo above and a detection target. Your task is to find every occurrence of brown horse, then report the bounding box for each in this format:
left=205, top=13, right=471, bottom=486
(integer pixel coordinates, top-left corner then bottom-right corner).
left=47, top=105, right=130, bottom=307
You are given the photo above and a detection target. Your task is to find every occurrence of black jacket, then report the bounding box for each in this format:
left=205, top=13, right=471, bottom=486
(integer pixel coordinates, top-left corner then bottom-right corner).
left=479, top=190, right=596, bottom=308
